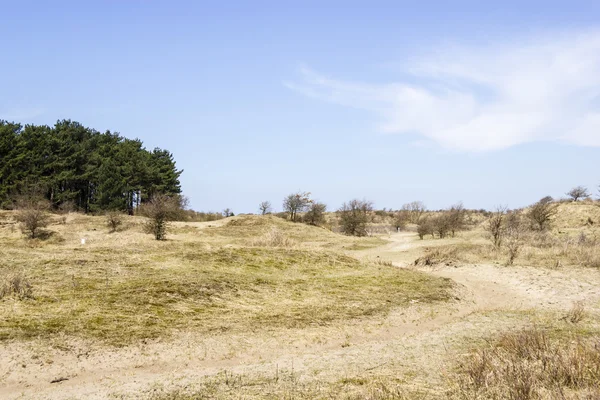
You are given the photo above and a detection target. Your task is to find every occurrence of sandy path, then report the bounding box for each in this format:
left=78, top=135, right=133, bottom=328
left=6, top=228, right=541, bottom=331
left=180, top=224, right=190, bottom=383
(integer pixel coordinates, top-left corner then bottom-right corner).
left=3, top=232, right=600, bottom=399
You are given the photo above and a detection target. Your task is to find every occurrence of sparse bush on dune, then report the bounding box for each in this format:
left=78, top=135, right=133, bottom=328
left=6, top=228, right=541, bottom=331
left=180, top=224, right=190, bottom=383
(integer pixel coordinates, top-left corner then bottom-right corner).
left=303, top=201, right=327, bottom=226
left=14, top=188, right=51, bottom=239
left=105, top=211, right=124, bottom=233
left=283, top=191, right=312, bottom=222
left=566, top=185, right=591, bottom=202
left=141, top=194, right=185, bottom=240
left=527, top=196, right=559, bottom=231
left=401, top=201, right=427, bottom=224
left=417, top=217, right=434, bottom=240
left=338, top=199, right=373, bottom=236
left=485, top=205, right=508, bottom=248
left=258, top=200, right=272, bottom=215
left=393, top=211, right=409, bottom=232
left=504, top=212, right=526, bottom=266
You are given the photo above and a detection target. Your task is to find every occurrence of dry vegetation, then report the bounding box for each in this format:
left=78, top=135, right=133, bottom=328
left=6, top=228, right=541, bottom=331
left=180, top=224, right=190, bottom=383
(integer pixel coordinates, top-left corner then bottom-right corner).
left=0, top=212, right=451, bottom=346
left=411, top=202, right=600, bottom=269
left=450, top=326, right=600, bottom=399
left=2, top=200, right=600, bottom=399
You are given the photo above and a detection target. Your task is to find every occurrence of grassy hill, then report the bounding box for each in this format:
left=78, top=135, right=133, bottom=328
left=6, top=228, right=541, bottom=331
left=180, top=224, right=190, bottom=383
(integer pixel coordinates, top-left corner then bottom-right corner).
left=0, top=212, right=453, bottom=346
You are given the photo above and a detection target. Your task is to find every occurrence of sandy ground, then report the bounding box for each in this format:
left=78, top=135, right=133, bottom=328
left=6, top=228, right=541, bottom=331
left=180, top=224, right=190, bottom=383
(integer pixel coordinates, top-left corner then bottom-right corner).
left=2, top=231, right=600, bottom=399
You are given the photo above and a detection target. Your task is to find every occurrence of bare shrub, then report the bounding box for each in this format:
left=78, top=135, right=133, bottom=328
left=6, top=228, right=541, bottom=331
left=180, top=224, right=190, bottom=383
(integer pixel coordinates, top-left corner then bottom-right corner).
left=303, top=202, right=326, bottom=226
left=504, top=212, right=526, bottom=266
left=14, top=189, right=51, bottom=239
left=0, top=271, right=33, bottom=300
left=452, top=328, right=600, bottom=399
left=393, top=211, right=409, bottom=232
left=222, top=208, right=234, bottom=217
left=566, top=185, right=590, bottom=202
left=258, top=201, right=272, bottom=215
left=141, top=194, right=183, bottom=240
left=416, top=218, right=434, bottom=240
left=400, top=201, right=426, bottom=223
left=432, top=214, right=452, bottom=239
left=486, top=205, right=508, bottom=248
left=448, top=202, right=466, bottom=237
left=283, top=191, right=312, bottom=222
left=105, top=211, right=124, bottom=233
left=251, top=228, right=296, bottom=248
left=527, top=196, right=558, bottom=231
left=338, top=199, right=373, bottom=236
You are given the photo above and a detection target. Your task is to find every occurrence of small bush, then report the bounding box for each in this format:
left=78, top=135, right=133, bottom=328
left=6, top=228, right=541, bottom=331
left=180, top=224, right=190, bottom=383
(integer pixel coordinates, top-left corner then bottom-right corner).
left=527, top=196, right=558, bottom=231
left=504, top=212, right=526, bottom=266
left=303, top=202, right=327, bottom=226
left=338, top=199, right=373, bottom=236
left=105, top=211, right=124, bottom=233
left=0, top=271, right=33, bottom=300
left=416, top=218, right=434, bottom=239
left=141, top=194, right=184, bottom=240
left=564, top=301, right=586, bottom=324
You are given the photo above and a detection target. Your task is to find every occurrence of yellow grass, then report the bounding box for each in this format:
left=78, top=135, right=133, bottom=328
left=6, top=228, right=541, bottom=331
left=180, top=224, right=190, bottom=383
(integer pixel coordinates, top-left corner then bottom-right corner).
left=0, top=212, right=452, bottom=346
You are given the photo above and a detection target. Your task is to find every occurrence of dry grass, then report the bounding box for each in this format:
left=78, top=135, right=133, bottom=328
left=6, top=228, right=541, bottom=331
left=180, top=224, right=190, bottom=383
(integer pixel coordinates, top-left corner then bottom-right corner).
left=250, top=227, right=297, bottom=248
left=206, top=215, right=388, bottom=251
left=449, top=327, right=600, bottom=399
left=0, top=269, right=33, bottom=300
left=139, top=372, right=423, bottom=400
left=0, top=212, right=453, bottom=346
left=413, top=244, right=485, bottom=266
left=563, top=302, right=587, bottom=324
left=414, top=230, right=600, bottom=269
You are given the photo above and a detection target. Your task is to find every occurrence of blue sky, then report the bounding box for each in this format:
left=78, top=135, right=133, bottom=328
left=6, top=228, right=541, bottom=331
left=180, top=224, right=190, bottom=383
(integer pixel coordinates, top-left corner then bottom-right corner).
left=2, top=1, right=600, bottom=213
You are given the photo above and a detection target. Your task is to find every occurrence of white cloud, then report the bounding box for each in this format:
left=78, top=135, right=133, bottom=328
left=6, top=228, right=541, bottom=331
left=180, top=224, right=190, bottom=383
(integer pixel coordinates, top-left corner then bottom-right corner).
left=0, top=108, right=46, bottom=122
left=285, top=31, right=600, bottom=151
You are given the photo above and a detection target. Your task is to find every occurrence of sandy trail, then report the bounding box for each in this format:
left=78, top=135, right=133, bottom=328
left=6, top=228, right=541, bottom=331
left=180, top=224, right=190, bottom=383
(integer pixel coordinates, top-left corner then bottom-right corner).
left=3, top=232, right=600, bottom=399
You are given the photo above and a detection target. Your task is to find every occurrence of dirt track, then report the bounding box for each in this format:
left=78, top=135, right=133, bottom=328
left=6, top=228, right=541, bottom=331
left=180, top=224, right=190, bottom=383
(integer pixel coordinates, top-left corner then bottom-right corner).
left=3, top=232, right=600, bottom=399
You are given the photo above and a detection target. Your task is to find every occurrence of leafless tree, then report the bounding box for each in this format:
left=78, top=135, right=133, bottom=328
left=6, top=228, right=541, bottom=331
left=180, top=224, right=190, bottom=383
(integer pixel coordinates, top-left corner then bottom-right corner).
left=432, top=214, right=452, bottom=238
left=527, top=196, right=558, bottom=231
left=283, top=191, right=312, bottom=222
left=448, top=202, right=466, bottom=237
left=338, top=199, right=373, bottom=236
left=222, top=208, right=234, bottom=217
left=566, top=186, right=590, bottom=202
left=141, top=194, right=183, bottom=240
left=504, top=212, right=526, bottom=266
left=401, top=201, right=426, bottom=223
left=14, top=187, right=51, bottom=239
left=303, top=202, right=327, bottom=226
left=259, top=201, right=272, bottom=215
left=486, top=205, right=508, bottom=248
left=105, top=211, right=124, bottom=233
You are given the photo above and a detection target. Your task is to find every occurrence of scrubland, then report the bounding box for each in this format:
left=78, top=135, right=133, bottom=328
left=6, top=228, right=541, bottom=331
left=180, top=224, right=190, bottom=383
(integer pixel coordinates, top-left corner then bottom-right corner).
left=1, top=201, right=600, bottom=399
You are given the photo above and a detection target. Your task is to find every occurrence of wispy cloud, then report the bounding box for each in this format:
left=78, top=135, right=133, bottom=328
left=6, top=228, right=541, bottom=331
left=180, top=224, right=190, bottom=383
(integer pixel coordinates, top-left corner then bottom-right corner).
left=0, top=108, right=46, bottom=122
left=285, top=31, right=600, bottom=151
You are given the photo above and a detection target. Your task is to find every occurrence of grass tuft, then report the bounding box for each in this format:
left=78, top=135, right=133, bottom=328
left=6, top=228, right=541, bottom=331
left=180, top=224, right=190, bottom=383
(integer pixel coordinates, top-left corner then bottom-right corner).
left=450, top=327, right=600, bottom=399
